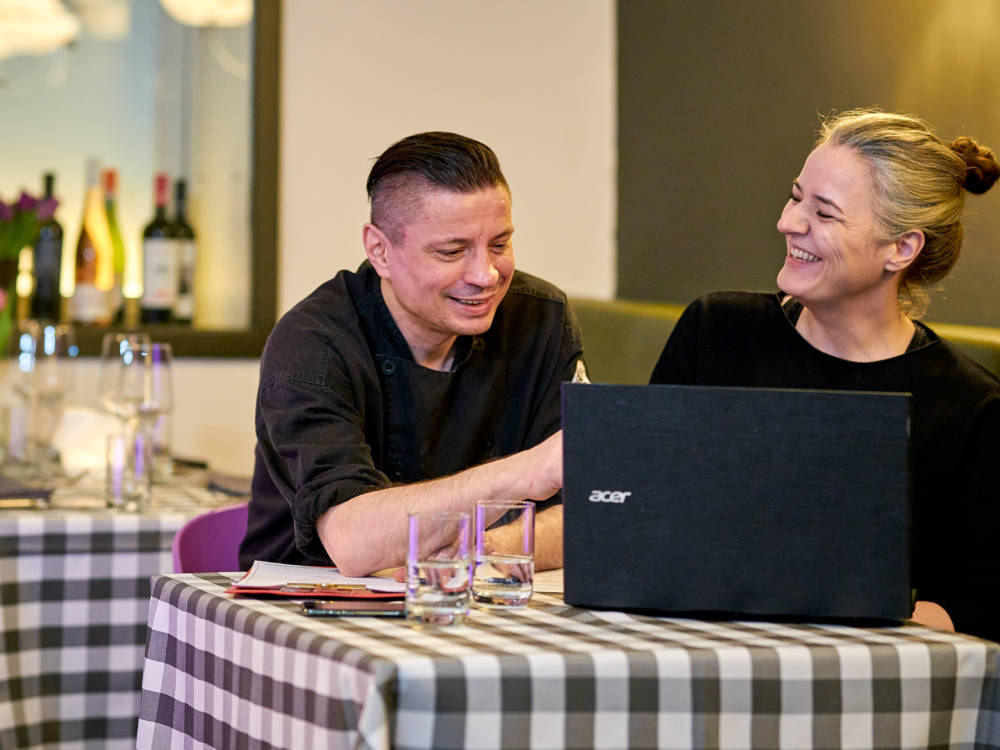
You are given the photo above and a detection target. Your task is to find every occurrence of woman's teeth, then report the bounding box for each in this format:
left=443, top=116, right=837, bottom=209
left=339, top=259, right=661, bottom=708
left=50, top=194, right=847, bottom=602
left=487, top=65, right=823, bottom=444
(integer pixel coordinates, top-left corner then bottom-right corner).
left=790, top=247, right=820, bottom=262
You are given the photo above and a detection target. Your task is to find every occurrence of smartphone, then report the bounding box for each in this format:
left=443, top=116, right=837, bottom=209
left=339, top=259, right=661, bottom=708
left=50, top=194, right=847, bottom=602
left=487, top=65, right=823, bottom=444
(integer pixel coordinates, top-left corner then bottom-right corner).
left=300, top=599, right=406, bottom=617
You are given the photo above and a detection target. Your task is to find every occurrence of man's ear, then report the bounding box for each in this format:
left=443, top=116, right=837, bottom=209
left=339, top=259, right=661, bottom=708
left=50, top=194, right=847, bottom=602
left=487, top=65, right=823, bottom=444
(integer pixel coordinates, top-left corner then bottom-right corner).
left=363, top=223, right=391, bottom=278
left=885, top=229, right=925, bottom=273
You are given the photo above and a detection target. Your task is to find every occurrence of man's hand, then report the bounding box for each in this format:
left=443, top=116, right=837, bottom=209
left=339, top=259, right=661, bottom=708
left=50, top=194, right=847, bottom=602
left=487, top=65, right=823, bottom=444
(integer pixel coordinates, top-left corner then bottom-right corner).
left=911, top=600, right=954, bottom=631
left=511, top=431, right=563, bottom=501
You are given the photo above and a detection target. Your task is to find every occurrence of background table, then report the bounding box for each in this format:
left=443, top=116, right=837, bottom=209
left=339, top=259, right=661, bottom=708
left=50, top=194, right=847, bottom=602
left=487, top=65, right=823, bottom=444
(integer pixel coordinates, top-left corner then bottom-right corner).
left=139, top=573, right=1000, bottom=750
left=0, top=478, right=228, bottom=750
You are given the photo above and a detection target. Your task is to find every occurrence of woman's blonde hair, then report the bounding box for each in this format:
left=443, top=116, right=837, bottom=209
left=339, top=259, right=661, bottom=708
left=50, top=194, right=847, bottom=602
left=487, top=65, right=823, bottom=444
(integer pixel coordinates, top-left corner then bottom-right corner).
left=817, top=108, right=999, bottom=316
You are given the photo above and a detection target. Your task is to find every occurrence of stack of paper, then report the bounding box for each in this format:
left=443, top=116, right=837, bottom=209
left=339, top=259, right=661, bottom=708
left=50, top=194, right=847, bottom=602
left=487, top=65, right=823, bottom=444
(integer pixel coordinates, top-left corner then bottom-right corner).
left=228, top=560, right=406, bottom=598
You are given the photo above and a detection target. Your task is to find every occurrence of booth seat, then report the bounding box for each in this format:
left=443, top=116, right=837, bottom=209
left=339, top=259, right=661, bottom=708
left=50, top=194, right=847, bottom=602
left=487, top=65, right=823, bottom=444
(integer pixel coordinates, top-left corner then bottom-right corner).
left=571, top=296, right=1000, bottom=385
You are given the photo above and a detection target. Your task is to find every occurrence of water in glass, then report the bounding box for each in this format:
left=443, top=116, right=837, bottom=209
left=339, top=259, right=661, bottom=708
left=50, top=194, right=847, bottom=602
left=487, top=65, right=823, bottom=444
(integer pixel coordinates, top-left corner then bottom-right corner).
left=406, top=511, right=471, bottom=626
left=472, top=553, right=534, bottom=607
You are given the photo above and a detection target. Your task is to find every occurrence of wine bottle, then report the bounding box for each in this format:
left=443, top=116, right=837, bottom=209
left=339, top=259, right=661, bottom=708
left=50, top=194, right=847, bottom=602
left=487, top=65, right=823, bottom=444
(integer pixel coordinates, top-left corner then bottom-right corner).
left=31, top=172, right=63, bottom=321
left=103, top=168, right=126, bottom=323
left=172, top=178, right=196, bottom=324
left=141, top=173, right=177, bottom=324
left=71, top=158, right=114, bottom=325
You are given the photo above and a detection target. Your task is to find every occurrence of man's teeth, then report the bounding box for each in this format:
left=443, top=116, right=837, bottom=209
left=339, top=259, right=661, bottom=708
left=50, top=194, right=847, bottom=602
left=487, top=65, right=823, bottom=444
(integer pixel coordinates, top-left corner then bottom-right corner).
left=454, top=298, right=486, bottom=305
left=790, top=247, right=820, bottom=262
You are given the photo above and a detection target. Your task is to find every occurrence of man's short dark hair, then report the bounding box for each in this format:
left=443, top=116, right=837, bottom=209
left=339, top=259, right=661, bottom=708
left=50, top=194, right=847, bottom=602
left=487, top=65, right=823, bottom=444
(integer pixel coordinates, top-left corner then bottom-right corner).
left=367, top=132, right=509, bottom=240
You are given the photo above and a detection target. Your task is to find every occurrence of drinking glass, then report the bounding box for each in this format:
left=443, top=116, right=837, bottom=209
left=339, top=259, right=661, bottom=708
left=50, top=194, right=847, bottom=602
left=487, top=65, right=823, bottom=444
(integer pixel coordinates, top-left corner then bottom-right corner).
left=97, top=334, right=173, bottom=488
left=8, top=320, right=77, bottom=476
left=139, top=342, right=174, bottom=426
left=105, top=431, right=152, bottom=512
left=143, top=343, right=174, bottom=479
left=406, top=511, right=471, bottom=626
left=473, top=501, right=535, bottom=608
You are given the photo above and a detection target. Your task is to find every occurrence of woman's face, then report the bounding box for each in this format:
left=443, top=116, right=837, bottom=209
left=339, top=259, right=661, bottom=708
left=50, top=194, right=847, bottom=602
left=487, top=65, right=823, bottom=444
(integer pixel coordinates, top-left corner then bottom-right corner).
left=776, top=143, right=900, bottom=310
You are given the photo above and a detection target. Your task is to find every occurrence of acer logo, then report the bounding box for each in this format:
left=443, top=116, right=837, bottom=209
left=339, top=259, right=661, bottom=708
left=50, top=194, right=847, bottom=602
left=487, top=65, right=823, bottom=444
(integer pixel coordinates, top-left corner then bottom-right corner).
left=588, top=490, right=632, bottom=504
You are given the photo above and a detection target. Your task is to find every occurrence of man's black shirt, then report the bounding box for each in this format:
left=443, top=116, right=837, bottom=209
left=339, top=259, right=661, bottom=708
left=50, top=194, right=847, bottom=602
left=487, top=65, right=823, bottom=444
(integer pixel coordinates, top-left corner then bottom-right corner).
left=240, top=262, right=583, bottom=568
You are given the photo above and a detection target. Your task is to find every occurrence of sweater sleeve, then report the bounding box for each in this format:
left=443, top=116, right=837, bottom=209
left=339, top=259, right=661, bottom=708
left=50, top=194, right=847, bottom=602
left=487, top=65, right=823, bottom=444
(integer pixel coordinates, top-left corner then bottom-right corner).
left=649, top=298, right=703, bottom=385
left=924, top=394, right=1000, bottom=642
left=255, top=368, right=394, bottom=562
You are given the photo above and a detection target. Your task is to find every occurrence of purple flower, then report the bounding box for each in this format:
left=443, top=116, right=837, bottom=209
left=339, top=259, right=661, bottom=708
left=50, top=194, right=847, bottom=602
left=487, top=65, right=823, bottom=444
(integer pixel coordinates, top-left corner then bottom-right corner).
left=15, top=191, right=38, bottom=213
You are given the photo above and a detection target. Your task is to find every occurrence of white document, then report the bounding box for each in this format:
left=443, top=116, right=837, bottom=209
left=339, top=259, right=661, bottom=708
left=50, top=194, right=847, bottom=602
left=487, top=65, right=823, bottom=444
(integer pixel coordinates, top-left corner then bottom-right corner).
left=533, top=568, right=564, bottom=594
left=235, top=560, right=406, bottom=593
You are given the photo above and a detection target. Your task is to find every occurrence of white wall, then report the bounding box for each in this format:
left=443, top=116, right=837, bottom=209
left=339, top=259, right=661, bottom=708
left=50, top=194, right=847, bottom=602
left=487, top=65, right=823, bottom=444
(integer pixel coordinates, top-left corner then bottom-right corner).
left=279, top=0, right=617, bottom=313
left=1, top=0, right=617, bottom=478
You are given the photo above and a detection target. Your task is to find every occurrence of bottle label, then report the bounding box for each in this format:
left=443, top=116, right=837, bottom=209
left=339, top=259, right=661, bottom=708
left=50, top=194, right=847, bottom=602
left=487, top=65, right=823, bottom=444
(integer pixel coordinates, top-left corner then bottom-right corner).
left=72, top=283, right=110, bottom=323
left=174, top=239, right=196, bottom=320
left=143, top=238, right=178, bottom=309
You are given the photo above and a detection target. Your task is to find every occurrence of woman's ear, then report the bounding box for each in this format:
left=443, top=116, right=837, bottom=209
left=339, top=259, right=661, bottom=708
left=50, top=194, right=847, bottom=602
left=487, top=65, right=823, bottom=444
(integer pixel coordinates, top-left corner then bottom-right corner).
left=885, top=229, right=925, bottom=273
left=363, top=223, right=391, bottom=278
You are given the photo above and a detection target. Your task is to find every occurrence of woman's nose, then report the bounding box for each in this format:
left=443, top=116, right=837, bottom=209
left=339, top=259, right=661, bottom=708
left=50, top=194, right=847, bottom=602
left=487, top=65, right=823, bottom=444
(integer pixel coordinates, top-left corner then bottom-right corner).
left=777, top=201, right=807, bottom=235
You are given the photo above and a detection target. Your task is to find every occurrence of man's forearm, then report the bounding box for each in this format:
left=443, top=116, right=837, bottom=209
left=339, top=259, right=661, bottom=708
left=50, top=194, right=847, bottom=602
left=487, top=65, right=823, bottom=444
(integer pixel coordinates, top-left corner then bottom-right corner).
left=533, top=505, right=563, bottom=571
left=483, top=504, right=563, bottom=571
left=317, top=432, right=563, bottom=576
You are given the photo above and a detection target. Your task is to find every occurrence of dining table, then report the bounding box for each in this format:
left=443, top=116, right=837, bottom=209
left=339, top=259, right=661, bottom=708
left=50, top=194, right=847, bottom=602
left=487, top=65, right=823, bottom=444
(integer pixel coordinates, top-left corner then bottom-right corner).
left=0, top=473, right=235, bottom=750
left=137, top=571, right=1000, bottom=750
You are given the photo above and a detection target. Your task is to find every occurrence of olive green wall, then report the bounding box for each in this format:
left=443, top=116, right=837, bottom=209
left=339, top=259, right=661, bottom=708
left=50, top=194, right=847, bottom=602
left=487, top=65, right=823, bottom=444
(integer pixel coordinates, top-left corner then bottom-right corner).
left=618, top=0, right=1000, bottom=326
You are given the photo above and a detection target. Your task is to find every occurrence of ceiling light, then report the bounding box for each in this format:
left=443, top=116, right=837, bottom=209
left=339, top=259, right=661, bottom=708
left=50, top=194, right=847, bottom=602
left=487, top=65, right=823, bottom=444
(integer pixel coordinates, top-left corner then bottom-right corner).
left=159, top=0, right=252, bottom=28
left=0, top=0, right=80, bottom=61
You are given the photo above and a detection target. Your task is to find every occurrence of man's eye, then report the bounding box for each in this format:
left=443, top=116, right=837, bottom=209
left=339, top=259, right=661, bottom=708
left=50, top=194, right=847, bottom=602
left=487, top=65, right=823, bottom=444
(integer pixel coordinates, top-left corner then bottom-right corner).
left=438, top=249, right=463, bottom=258
left=491, top=242, right=510, bottom=253
left=788, top=192, right=801, bottom=203
left=817, top=211, right=833, bottom=220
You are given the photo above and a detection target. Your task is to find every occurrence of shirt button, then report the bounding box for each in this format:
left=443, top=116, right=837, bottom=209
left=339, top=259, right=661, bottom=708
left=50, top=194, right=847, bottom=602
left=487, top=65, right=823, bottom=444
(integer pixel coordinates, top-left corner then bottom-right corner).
left=472, top=338, right=485, bottom=351
left=381, top=360, right=396, bottom=375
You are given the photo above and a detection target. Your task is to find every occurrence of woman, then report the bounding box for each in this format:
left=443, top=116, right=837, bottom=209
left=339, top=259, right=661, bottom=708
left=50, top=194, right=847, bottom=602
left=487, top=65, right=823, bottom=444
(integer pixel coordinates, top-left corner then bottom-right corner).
left=650, top=109, right=1000, bottom=642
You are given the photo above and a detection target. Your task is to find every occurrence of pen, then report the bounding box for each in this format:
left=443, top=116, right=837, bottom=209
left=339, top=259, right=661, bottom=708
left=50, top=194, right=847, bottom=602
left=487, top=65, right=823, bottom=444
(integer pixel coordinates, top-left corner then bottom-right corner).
left=284, top=582, right=367, bottom=591
left=0, top=498, right=48, bottom=509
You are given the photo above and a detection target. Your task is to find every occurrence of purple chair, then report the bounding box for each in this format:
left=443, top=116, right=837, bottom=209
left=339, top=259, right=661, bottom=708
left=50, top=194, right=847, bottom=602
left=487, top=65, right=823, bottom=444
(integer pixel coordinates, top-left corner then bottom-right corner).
left=172, top=501, right=250, bottom=573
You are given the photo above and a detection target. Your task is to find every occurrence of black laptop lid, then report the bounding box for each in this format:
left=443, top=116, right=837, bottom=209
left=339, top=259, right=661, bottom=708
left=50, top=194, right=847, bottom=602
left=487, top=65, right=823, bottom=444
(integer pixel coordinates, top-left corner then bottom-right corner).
left=562, top=383, right=912, bottom=623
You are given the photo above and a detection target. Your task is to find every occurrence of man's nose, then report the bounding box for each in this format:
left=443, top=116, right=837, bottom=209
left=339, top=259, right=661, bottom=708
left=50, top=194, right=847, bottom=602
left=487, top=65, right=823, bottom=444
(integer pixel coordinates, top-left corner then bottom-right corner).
left=464, top=249, right=500, bottom=288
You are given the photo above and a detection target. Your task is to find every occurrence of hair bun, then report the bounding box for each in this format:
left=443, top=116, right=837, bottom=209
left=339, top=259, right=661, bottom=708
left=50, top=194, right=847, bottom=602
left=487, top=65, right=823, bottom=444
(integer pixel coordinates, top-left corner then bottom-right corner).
left=950, top=136, right=1000, bottom=194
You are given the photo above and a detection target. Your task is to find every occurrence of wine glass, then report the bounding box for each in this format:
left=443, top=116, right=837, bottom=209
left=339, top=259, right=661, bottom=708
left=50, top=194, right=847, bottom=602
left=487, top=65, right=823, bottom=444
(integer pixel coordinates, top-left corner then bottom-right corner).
left=98, top=332, right=152, bottom=423
left=9, top=320, right=77, bottom=477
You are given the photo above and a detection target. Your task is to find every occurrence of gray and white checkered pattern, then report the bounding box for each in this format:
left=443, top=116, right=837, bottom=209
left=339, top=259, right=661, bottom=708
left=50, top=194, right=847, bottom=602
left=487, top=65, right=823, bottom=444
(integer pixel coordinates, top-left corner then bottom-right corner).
left=0, top=482, right=224, bottom=750
left=138, top=573, right=1000, bottom=750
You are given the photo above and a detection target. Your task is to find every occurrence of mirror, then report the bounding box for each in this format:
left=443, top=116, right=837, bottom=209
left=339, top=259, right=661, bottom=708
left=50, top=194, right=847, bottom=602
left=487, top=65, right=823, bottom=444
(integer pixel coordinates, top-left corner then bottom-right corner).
left=0, top=0, right=277, bottom=357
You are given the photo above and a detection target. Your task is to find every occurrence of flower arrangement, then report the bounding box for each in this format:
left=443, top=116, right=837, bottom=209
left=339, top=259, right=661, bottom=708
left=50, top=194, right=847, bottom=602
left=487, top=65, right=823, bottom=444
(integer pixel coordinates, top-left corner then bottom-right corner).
left=0, top=191, right=59, bottom=353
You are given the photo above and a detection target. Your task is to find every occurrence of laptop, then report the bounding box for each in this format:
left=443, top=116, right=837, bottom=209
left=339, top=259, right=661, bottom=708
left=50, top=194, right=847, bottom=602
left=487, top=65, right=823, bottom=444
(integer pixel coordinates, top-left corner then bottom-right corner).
left=561, top=383, right=912, bottom=623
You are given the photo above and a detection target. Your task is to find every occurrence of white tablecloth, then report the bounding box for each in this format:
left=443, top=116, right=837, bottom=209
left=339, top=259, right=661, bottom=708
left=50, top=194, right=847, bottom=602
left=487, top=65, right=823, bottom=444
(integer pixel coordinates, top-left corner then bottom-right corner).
left=0, top=479, right=228, bottom=750
left=138, top=572, right=1000, bottom=750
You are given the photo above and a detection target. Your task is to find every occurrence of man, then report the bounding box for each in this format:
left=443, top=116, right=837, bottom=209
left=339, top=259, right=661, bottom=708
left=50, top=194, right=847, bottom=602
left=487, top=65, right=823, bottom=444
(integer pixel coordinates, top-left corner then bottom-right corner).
left=240, top=132, right=587, bottom=576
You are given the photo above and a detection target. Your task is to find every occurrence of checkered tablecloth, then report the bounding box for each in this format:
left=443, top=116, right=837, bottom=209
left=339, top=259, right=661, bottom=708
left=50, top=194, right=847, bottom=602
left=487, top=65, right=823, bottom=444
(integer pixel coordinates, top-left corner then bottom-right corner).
left=138, top=573, right=1000, bottom=750
left=0, top=480, right=229, bottom=750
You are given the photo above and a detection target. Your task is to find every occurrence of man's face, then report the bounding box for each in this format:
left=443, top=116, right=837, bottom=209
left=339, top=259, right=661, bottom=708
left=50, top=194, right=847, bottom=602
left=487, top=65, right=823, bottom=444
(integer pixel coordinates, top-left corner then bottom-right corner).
left=370, top=185, right=515, bottom=357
